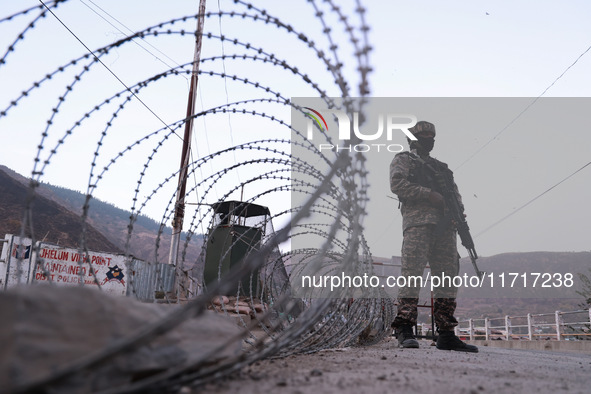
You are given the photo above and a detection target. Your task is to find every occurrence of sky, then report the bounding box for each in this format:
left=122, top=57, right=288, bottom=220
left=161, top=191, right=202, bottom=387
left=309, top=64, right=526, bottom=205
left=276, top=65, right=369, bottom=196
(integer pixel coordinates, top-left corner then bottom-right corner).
left=0, top=0, right=590, bottom=259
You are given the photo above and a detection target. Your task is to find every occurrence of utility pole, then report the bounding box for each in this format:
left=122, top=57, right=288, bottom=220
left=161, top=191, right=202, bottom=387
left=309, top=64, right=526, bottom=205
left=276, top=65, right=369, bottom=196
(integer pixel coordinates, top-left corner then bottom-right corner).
left=168, top=0, right=207, bottom=299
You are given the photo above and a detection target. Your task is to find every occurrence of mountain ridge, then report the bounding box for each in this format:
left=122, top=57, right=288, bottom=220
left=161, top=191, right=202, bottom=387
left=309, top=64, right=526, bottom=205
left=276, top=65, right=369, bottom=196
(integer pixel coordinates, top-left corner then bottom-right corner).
left=0, top=165, right=203, bottom=265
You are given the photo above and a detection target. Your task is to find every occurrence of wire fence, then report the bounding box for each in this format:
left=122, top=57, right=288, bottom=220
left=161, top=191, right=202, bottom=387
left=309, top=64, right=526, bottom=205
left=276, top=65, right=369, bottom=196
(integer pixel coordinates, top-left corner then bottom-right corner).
left=0, top=1, right=395, bottom=392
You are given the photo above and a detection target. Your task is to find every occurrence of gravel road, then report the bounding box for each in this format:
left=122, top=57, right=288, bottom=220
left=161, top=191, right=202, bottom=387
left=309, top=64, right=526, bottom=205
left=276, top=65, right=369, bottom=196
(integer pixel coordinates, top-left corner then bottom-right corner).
left=200, top=337, right=591, bottom=393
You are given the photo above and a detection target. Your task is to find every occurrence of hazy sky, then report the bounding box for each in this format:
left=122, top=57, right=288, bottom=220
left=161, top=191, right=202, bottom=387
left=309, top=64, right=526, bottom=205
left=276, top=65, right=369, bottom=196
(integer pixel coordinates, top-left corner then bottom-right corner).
left=1, top=1, right=590, bottom=258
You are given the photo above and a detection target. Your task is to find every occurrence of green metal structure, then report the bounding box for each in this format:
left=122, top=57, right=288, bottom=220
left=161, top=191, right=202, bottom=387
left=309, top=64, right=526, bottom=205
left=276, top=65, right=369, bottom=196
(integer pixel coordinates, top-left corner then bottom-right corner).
left=203, top=201, right=271, bottom=297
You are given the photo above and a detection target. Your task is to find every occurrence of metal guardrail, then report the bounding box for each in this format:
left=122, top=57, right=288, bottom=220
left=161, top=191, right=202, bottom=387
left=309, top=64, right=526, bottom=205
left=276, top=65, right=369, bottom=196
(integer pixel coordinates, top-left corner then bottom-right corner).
left=456, top=308, right=591, bottom=341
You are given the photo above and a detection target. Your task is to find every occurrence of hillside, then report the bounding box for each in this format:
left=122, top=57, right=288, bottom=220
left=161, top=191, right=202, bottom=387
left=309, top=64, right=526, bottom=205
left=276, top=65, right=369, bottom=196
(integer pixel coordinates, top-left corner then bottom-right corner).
left=0, top=168, right=119, bottom=252
left=368, top=252, right=590, bottom=319
left=455, top=252, right=591, bottom=319
left=0, top=166, right=203, bottom=266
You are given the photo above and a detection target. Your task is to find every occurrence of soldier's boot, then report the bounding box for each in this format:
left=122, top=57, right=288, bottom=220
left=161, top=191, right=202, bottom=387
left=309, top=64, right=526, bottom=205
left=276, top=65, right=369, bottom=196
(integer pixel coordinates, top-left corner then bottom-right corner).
left=395, top=325, right=420, bottom=348
left=436, top=330, right=478, bottom=353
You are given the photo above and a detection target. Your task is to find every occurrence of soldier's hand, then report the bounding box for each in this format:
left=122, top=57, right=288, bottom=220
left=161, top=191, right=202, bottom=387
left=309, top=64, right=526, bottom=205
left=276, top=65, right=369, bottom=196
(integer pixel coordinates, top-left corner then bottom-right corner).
left=428, top=191, right=444, bottom=208
left=451, top=214, right=467, bottom=227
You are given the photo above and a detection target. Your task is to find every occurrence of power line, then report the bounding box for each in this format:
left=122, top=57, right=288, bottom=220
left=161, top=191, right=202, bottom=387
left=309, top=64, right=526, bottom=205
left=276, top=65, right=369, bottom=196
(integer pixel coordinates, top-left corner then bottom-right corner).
left=457, top=42, right=591, bottom=241
left=536, top=43, right=591, bottom=98
left=475, top=160, right=591, bottom=238
left=80, top=0, right=216, bottom=220
left=455, top=41, right=591, bottom=171
left=80, top=0, right=219, bottom=246
left=80, top=0, right=188, bottom=80
left=39, top=0, right=182, bottom=142
left=217, top=0, right=240, bottom=185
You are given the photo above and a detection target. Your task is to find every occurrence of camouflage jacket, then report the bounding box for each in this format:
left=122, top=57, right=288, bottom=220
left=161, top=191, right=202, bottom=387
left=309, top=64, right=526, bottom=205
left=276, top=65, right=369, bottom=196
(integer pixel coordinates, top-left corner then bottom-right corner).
left=389, top=149, right=463, bottom=231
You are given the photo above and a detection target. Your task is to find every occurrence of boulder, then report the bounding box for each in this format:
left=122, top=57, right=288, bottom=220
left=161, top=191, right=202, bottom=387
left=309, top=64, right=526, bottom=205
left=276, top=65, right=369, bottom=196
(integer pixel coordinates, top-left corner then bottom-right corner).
left=0, top=284, right=242, bottom=393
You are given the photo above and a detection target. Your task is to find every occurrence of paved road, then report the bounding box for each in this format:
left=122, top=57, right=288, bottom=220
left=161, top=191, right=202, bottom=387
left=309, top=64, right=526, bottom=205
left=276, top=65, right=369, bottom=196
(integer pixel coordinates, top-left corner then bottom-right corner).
left=200, top=337, right=591, bottom=393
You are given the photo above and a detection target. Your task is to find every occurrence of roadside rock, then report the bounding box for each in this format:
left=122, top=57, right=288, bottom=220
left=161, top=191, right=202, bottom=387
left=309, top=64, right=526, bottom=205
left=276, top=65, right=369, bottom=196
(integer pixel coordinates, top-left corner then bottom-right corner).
left=0, top=284, right=242, bottom=393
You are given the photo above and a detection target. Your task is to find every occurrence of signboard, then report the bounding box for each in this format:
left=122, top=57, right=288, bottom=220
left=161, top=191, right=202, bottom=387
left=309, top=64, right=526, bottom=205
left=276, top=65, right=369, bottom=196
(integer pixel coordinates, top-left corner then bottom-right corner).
left=0, top=234, right=179, bottom=299
left=30, top=242, right=128, bottom=296
left=0, top=235, right=128, bottom=296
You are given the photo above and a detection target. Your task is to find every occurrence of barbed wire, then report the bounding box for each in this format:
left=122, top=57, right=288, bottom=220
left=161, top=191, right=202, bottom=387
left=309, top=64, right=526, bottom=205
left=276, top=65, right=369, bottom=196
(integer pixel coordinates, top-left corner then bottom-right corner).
left=1, top=1, right=391, bottom=392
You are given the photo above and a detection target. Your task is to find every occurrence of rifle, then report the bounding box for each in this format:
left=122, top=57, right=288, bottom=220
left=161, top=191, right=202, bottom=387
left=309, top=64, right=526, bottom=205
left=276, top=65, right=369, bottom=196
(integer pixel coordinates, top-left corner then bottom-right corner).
left=412, top=153, right=484, bottom=280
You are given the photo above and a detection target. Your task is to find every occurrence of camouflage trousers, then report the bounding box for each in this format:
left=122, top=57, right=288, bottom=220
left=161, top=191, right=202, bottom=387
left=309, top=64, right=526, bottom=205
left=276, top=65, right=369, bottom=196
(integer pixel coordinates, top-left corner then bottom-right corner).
left=391, top=224, right=460, bottom=331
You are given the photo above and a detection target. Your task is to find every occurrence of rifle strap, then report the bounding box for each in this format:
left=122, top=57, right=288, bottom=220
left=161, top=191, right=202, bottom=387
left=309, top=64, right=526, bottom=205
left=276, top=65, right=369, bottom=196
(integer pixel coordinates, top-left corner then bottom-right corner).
left=408, top=151, right=438, bottom=174
left=408, top=152, right=452, bottom=236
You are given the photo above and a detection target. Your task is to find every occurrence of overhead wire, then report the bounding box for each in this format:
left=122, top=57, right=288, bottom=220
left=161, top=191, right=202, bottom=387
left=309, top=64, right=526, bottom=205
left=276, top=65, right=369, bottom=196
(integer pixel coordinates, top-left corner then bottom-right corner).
left=38, top=0, right=184, bottom=143
left=216, top=0, right=241, bottom=187
left=80, top=0, right=214, bottom=238
left=452, top=41, right=591, bottom=244
left=80, top=0, right=187, bottom=80
left=455, top=41, right=591, bottom=172
left=475, top=160, right=591, bottom=238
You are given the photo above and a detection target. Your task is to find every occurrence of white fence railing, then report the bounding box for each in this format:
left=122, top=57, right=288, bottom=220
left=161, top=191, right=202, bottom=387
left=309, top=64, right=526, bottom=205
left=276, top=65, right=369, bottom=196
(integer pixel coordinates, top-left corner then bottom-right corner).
left=455, top=308, right=591, bottom=341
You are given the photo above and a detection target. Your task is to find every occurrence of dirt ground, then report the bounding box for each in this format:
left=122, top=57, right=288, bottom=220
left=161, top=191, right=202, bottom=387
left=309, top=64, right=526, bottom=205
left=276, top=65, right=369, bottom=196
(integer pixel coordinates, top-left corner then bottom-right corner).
left=199, top=337, right=591, bottom=394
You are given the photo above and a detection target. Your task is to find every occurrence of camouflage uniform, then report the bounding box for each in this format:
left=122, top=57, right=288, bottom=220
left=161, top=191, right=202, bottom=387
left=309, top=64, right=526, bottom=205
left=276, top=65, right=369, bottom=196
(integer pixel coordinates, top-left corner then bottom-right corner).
left=390, top=143, right=463, bottom=332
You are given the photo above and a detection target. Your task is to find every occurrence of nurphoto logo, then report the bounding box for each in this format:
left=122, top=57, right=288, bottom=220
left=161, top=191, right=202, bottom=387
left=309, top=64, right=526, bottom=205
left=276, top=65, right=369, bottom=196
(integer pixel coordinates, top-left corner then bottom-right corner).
left=303, top=108, right=418, bottom=153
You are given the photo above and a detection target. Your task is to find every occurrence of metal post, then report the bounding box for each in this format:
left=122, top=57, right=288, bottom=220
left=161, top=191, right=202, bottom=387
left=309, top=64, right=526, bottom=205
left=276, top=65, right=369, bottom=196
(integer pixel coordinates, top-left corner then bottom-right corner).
left=168, top=0, right=207, bottom=299
left=555, top=311, right=562, bottom=341
left=505, top=315, right=511, bottom=341
left=484, top=317, right=490, bottom=341
left=527, top=313, right=533, bottom=340
left=430, top=292, right=435, bottom=340
left=469, top=318, right=474, bottom=341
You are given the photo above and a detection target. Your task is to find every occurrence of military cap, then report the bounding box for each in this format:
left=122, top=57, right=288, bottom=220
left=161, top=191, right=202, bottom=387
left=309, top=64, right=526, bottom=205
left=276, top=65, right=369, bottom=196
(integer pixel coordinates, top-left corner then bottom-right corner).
left=409, top=121, right=436, bottom=136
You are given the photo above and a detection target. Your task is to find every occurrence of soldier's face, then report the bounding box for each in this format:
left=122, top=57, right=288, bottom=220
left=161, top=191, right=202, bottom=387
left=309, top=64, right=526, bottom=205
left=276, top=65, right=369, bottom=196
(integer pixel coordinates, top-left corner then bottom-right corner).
left=415, top=132, right=435, bottom=152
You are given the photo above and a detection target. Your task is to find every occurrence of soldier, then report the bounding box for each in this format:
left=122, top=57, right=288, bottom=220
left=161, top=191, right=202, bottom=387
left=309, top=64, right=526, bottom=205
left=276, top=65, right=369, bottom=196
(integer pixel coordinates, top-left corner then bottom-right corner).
left=389, top=120, right=478, bottom=353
